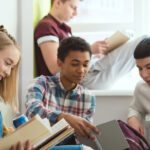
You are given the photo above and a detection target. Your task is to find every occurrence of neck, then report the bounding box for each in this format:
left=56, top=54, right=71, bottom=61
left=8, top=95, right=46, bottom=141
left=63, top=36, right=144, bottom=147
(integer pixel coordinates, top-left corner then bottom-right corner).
left=50, top=9, right=65, bottom=23
left=60, top=75, right=76, bottom=91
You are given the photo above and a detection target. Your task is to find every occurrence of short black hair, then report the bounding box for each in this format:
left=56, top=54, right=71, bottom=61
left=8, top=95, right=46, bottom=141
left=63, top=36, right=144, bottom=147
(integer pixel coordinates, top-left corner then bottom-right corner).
left=58, top=36, right=92, bottom=62
left=134, top=37, right=150, bottom=59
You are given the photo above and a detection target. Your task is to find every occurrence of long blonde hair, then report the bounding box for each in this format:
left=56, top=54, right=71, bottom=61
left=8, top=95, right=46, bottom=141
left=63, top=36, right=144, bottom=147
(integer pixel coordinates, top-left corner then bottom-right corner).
left=0, top=25, right=21, bottom=111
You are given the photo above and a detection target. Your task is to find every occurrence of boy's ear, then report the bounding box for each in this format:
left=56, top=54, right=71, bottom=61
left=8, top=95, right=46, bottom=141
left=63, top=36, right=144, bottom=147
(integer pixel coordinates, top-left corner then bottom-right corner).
left=55, top=0, right=62, bottom=8
left=57, top=58, right=63, bottom=67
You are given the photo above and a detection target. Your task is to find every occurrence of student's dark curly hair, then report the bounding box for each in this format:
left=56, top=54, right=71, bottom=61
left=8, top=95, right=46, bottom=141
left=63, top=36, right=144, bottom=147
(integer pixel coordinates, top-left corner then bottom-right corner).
left=134, top=37, right=150, bottom=59
left=58, top=36, right=92, bottom=62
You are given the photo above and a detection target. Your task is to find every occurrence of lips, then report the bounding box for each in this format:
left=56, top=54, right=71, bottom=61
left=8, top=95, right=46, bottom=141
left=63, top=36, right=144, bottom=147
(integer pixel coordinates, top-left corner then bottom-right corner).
left=146, top=80, right=150, bottom=85
left=75, top=76, right=84, bottom=80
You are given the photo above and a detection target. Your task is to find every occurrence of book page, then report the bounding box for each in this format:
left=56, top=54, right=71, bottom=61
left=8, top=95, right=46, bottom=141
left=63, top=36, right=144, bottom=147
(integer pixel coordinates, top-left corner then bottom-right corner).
left=34, top=118, right=69, bottom=148
left=39, top=127, right=74, bottom=150
left=104, top=31, right=130, bottom=54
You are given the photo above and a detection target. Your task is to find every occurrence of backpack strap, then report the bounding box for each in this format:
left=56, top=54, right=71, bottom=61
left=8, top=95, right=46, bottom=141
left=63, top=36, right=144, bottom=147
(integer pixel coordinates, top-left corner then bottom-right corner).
left=118, top=120, right=150, bottom=150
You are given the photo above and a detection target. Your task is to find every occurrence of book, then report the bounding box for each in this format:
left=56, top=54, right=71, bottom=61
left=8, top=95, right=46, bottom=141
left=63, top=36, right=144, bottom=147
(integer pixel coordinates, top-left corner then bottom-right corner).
left=77, top=120, right=129, bottom=150
left=104, top=30, right=130, bottom=54
left=0, top=115, right=74, bottom=150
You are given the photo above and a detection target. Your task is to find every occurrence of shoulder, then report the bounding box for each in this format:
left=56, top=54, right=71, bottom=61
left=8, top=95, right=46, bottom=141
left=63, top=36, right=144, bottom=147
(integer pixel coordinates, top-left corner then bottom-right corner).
left=34, top=16, right=58, bottom=38
left=30, top=75, right=57, bottom=88
left=135, top=80, right=149, bottom=92
left=134, top=80, right=150, bottom=96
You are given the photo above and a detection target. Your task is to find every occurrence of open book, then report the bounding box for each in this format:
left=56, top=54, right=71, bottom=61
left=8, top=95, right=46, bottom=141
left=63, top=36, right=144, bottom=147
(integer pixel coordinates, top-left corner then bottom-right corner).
left=0, top=115, right=74, bottom=150
left=77, top=120, right=129, bottom=150
left=104, top=30, right=130, bottom=54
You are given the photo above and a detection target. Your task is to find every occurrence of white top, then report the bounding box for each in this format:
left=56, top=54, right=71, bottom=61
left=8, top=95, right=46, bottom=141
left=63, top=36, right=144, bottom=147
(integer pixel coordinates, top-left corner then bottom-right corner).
left=128, top=80, right=150, bottom=119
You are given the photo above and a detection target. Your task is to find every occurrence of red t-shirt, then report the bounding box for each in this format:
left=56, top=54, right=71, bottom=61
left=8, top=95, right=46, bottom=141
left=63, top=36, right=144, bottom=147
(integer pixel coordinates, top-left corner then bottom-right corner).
left=34, top=14, right=72, bottom=76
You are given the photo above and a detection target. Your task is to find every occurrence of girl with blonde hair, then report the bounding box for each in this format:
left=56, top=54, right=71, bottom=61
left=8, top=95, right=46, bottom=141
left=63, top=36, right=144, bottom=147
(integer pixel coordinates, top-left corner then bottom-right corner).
left=0, top=25, right=33, bottom=150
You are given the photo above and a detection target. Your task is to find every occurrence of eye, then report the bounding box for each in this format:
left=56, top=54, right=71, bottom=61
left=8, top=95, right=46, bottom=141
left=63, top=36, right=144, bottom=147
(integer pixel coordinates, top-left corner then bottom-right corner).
left=72, top=64, right=78, bottom=66
left=83, top=64, right=88, bottom=67
left=146, top=66, right=150, bottom=70
left=5, top=61, right=11, bottom=66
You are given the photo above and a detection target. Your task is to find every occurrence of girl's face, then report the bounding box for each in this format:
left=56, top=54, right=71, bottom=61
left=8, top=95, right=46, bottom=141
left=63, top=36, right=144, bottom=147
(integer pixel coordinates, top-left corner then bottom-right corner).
left=0, top=45, right=20, bottom=80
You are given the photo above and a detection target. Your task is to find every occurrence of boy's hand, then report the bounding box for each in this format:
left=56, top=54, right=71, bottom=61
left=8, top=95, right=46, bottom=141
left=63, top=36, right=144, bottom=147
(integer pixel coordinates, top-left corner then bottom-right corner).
left=58, top=113, right=100, bottom=141
left=127, top=116, right=144, bottom=136
left=91, top=39, right=109, bottom=56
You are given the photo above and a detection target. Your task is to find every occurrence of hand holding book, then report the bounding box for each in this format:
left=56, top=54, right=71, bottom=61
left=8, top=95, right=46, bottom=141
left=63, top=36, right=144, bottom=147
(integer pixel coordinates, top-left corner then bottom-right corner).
left=92, top=31, right=130, bottom=58
left=0, top=115, right=74, bottom=150
left=104, top=31, right=130, bottom=54
left=57, top=113, right=100, bottom=141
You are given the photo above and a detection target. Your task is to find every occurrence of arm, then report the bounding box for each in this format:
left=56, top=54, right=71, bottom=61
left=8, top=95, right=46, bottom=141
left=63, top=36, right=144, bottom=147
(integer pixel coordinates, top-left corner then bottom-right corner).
left=39, top=41, right=60, bottom=75
left=127, top=82, right=146, bottom=136
left=127, top=116, right=144, bottom=136
left=57, top=94, right=98, bottom=141
left=25, top=77, right=61, bottom=125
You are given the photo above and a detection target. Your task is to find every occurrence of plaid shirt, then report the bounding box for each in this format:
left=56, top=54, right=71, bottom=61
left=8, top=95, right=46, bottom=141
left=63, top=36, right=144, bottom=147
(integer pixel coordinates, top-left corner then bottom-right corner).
left=25, top=74, right=96, bottom=125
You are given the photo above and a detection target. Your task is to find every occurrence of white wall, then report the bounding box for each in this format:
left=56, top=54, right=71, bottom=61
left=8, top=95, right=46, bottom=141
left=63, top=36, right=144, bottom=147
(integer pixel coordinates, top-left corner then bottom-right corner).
left=93, top=96, right=132, bottom=125
left=0, top=0, right=18, bottom=126
left=0, top=0, right=18, bottom=38
left=17, top=0, right=34, bottom=113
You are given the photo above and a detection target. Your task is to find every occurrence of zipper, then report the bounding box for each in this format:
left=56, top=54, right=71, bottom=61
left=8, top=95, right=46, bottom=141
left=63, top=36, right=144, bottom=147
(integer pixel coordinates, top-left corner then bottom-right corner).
left=126, top=137, right=144, bottom=150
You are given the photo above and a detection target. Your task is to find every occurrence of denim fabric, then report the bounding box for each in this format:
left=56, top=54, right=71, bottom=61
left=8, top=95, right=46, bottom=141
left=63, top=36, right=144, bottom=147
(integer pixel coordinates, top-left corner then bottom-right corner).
left=0, top=111, right=3, bottom=139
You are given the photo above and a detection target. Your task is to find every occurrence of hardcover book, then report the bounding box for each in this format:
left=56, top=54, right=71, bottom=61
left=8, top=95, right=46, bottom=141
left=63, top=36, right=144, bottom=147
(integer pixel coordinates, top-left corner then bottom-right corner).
left=104, top=31, right=130, bottom=54
left=0, top=115, right=74, bottom=150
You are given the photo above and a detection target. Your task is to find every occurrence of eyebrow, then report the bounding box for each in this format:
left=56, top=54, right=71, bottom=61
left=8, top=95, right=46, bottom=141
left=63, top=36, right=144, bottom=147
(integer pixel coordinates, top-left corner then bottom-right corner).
left=145, top=63, right=150, bottom=67
left=71, top=59, right=90, bottom=63
left=137, top=63, right=150, bottom=68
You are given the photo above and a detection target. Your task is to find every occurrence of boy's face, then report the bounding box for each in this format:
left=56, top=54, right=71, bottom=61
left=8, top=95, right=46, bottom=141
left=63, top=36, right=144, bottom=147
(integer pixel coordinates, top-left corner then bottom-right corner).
left=58, top=50, right=90, bottom=87
left=58, top=0, right=80, bottom=22
left=136, top=56, right=150, bottom=85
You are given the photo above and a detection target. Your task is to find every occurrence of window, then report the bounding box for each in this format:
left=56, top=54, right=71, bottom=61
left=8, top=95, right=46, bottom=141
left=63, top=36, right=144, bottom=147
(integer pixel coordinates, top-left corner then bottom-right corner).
left=71, top=0, right=134, bottom=24
left=69, top=0, right=149, bottom=90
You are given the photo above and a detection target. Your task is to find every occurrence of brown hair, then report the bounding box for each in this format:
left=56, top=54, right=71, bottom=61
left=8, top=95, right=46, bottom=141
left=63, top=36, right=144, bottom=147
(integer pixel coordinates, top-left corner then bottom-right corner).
left=51, top=0, right=68, bottom=7
left=0, top=25, right=21, bottom=111
left=51, top=0, right=83, bottom=8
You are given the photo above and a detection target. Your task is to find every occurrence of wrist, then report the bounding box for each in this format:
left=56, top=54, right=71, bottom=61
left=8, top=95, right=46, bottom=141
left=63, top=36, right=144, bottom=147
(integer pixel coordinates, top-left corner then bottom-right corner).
left=57, top=113, right=66, bottom=121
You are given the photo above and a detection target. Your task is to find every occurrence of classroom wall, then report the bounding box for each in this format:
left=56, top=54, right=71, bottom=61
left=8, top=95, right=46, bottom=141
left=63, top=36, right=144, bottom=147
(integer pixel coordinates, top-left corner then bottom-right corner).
left=0, top=0, right=18, bottom=126
left=93, top=96, right=132, bottom=125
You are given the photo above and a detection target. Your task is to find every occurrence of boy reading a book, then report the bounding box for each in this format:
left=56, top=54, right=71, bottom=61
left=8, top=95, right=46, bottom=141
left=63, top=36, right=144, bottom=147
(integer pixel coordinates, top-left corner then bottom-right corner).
left=34, top=0, right=147, bottom=89
left=127, top=37, right=150, bottom=137
left=25, top=36, right=99, bottom=147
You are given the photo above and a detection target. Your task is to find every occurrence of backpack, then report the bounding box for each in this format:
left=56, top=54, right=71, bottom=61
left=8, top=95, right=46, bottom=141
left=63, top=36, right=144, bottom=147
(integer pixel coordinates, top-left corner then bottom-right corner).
left=118, top=120, right=150, bottom=150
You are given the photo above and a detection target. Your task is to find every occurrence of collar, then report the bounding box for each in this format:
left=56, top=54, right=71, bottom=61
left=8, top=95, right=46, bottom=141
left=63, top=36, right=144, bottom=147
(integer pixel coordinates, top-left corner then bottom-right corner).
left=56, top=73, right=78, bottom=92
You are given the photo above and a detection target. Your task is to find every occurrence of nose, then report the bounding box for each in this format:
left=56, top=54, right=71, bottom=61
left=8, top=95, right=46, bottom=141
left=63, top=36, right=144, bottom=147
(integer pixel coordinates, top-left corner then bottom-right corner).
left=73, top=8, right=78, bottom=17
left=78, top=66, right=85, bottom=74
left=4, top=67, right=11, bottom=77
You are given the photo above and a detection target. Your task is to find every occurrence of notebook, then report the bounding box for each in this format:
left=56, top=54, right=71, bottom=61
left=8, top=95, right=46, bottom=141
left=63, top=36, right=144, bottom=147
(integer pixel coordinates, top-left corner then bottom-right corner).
left=77, top=120, right=129, bottom=150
